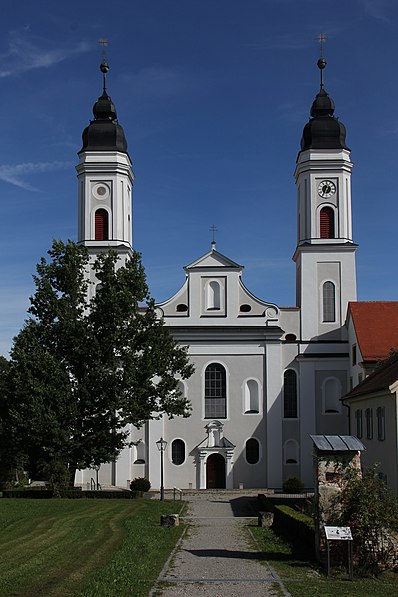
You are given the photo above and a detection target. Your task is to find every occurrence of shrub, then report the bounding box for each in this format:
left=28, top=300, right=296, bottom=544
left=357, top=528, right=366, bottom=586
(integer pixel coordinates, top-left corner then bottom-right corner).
left=283, top=475, right=304, bottom=494
left=84, top=490, right=135, bottom=499
left=130, top=477, right=151, bottom=492
left=330, top=466, right=398, bottom=574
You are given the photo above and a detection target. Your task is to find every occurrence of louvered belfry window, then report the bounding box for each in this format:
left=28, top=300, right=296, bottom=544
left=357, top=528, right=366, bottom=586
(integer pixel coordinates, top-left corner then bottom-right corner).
left=320, top=207, right=334, bottom=239
left=95, top=209, right=109, bottom=241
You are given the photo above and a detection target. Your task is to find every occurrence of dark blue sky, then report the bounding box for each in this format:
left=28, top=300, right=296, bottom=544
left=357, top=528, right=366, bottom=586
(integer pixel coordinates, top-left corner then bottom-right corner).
left=1, top=0, right=397, bottom=355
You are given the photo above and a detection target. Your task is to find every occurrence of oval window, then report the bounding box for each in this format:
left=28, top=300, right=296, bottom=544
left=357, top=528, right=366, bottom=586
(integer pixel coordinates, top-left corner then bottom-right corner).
left=240, top=304, right=252, bottom=313
left=176, top=304, right=188, bottom=312
left=246, top=438, right=260, bottom=464
left=171, top=439, right=185, bottom=465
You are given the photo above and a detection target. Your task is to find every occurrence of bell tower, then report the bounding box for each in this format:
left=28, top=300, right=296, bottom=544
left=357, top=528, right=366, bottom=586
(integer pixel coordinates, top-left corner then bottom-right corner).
left=293, top=56, right=357, bottom=341
left=76, top=57, right=134, bottom=285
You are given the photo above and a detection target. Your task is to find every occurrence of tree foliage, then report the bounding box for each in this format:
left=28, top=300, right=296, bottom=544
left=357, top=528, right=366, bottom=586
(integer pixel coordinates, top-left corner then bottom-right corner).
left=332, top=465, right=398, bottom=574
left=5, top=240, right=193, bottom=486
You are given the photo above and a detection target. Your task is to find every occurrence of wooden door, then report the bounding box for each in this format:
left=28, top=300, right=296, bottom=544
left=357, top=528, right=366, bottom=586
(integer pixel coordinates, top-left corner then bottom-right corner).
left=206, top=453, right=226, bottom=489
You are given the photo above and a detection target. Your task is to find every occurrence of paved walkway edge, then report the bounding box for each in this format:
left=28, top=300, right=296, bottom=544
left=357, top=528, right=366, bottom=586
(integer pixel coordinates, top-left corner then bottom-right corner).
left=148, top=524, right=190, bottom=597
left=247, top=527, right=292, bottom=597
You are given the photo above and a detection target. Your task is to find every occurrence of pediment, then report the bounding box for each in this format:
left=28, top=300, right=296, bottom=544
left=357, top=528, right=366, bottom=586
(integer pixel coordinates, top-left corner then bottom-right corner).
left=185, top=248, right=242, bottom=271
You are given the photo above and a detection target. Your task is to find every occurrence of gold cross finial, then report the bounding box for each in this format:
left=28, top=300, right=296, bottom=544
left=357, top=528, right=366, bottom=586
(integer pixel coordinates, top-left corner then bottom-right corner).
left=98, top=37, right=109, bottom=61
left=317, top=32, right=327, bottom=57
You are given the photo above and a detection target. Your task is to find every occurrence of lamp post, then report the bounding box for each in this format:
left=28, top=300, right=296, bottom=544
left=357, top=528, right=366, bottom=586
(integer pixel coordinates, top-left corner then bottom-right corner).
left=156, top=437, right=167, bottom=500
left=94, top=464, right=100, bottom=490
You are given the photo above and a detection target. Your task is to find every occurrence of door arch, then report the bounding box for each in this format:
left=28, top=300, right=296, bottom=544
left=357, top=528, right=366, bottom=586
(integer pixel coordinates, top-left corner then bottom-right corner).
left=206, top=453, right=226, bottom=489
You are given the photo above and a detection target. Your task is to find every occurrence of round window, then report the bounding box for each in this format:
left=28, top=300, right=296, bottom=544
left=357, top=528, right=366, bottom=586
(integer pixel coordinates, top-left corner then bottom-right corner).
left=93, top=183, right=110, bottom=200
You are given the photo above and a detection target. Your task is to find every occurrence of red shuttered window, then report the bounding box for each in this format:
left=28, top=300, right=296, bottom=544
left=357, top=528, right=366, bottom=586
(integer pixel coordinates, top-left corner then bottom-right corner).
left=320, top=207, right=334, bottom=239
left=95, top=209, right=109, bottom=241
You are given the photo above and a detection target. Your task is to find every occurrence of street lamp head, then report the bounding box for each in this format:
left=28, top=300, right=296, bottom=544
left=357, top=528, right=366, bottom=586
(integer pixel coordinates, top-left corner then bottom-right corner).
left=156, top=437, right=167, bottom=452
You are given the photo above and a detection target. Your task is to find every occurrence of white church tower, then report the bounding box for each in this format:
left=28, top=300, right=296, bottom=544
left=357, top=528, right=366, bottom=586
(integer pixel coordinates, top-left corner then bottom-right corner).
left=76, top=59, right=134, bottom=294
left=293, top=57, right=357, bottom=341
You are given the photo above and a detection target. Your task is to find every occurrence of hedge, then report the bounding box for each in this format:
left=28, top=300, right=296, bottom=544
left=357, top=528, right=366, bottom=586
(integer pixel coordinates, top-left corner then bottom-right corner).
left=2, top=489, right=142, bottom=499
left=272, top=504, right=315, bottom=556
left=83, top=490, right=142, bottom=499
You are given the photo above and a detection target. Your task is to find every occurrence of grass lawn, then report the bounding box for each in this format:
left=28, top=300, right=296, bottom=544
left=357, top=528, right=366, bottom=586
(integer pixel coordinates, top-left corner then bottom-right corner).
left=249, top=525, right=398, bottom=597
left=0, top=498, right=185, bottom=596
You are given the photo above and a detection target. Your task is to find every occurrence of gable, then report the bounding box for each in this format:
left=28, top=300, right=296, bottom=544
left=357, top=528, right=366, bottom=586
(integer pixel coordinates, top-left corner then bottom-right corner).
left=185, top=247, right=242, bottom=271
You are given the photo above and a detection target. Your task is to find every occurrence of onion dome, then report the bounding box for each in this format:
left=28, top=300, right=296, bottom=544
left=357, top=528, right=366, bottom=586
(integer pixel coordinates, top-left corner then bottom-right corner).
left=300, top=58, right=349, bottom=152
left=79, top=60, right=128, bottom=154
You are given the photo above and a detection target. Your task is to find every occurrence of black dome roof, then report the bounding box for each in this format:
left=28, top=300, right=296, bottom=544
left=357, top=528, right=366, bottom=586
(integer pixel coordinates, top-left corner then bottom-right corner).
left=300, top=86, right=349, bottom=152
left=300, top=55, right=350, bottom=153
left=79, top=78, right=128, bottom=154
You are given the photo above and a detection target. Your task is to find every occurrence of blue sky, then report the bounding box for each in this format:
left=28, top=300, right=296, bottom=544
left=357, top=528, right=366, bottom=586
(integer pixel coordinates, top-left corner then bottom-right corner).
left=1, top=0, right=397, bottom=356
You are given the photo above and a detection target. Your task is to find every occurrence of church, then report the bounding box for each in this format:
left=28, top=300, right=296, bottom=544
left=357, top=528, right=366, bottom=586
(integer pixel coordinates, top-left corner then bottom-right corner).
left=74, top=56, right=359, bottom=491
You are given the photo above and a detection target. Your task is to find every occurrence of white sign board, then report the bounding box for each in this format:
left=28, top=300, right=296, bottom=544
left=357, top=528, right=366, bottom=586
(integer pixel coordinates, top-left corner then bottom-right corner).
left=324, top=526, right=352, bottom=541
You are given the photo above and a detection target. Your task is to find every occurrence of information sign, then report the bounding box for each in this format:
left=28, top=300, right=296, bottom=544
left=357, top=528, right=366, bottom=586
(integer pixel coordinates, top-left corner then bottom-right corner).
left=324, top=526, right=352, bottom=541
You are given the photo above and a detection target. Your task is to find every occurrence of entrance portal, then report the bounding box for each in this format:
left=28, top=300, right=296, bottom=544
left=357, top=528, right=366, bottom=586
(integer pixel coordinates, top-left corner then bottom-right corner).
left=206, top=453, right=226, bottom=489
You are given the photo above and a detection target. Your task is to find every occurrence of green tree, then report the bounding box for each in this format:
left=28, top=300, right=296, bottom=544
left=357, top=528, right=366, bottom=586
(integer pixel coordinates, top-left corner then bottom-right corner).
left=7, top=240, right=193, bottom=487
left=333, top=466, right=398, bottom=574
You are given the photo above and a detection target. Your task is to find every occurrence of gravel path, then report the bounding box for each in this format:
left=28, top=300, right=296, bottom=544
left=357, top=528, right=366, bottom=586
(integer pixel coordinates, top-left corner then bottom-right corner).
left=151, top=491, right=290, bottom=597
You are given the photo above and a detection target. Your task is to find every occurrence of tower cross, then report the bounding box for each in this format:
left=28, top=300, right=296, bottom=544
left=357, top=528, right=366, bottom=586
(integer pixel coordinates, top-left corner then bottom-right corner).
left=316, top=32, right=327, bottom=88
left=98, top=37, right=109, bottom=61
left=210, top=224, right=218, bottom=243
left=98, top=38, right=110, bottom=92
left=317, top=32, right=327, bottom=57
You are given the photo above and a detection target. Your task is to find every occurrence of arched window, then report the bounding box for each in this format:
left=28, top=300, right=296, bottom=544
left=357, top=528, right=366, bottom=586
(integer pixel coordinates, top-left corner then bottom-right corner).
left=171, top=439, right=185, bottom=465
left=323, top=281, right=336, bottom=322
left=283, top=370, right=297, bottom=418
left=244, top=379, right=259, bottom=413
left=320, top=206, right=335, bottom=239
left=323, top=377, right=341, bottom=413
left=284, top=439, right=299, bottom=464
left=207, top=281, right=221, bottom=310
left=95, top=209, right=109, bottom=241
left=205, top=363, right=226, bottom=418
left=246, top=438, right=260, bottom=464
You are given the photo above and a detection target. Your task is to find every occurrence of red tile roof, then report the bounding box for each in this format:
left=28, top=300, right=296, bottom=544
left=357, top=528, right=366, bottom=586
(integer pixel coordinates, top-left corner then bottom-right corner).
left=347, top=302, right=398, bottom=362
left=344, top=351, right=398, bottom=399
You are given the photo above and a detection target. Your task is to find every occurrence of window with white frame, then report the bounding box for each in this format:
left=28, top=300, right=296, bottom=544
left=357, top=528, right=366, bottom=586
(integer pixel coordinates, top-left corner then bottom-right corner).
left=322, top=281, right=336, bottom=322
left=205, top=363, right=227, bottom=418
left=171, top=439, right=185, bottom=465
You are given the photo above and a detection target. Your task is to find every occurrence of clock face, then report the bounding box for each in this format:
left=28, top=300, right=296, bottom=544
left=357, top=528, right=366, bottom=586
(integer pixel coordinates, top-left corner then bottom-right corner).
left=318, top=180, right=336, bottom=198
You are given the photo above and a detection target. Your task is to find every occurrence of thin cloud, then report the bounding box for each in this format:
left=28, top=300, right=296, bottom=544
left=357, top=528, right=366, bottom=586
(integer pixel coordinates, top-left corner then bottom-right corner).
left=0, top=161, right=71, bottom=191
left=357, top=0, right=391, bottom=22
left=0, top=27, right=91, bottom=78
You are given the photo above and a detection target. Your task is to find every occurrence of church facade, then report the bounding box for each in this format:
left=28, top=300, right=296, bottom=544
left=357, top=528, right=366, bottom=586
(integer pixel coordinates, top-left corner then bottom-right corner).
left=75, top=59, right=357, bottom=491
